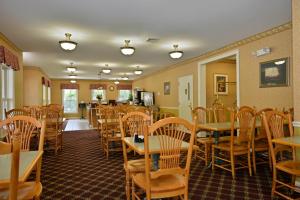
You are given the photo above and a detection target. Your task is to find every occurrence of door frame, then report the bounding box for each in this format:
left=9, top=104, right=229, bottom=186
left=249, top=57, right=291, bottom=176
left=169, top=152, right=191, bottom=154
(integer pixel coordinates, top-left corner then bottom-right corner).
left=178, top=74, right=193, bottom=120
left=197, top=49, right=240, bottom=107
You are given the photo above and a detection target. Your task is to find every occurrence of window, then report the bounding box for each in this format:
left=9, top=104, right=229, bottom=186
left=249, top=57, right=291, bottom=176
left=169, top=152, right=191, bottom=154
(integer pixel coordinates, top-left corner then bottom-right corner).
left=91, top=89, right=106, bottom=101
left=62, top=89, right=78, bottom=113
left=47, top=87, right=51, bottom=104
left=0, top=65, right=14, bottom=119
left=42, top=85, right=47, bottom=105
left=118, top=90, right=132, bottom=101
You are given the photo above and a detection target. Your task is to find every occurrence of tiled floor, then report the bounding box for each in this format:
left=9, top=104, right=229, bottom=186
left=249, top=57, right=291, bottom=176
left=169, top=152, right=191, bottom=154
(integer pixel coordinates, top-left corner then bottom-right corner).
left=64, top=119, right=91, bottom=131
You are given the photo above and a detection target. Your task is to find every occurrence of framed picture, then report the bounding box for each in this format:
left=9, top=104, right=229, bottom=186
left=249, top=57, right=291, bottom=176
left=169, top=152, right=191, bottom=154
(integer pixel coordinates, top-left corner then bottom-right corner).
left=164, top=81, right=170, bottom=95
left=214, top=74, right=228, bottom=95
left=260, top=57, right=289, bottom=88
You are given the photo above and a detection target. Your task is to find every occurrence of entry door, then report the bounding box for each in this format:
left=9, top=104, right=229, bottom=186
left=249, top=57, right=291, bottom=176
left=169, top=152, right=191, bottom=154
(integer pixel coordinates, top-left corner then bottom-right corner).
left=178, top=75, right=193, bottom=122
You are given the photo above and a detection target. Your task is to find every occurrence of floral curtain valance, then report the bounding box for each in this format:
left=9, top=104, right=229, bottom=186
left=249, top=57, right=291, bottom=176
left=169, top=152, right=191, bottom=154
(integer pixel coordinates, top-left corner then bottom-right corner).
left=60, top=83, right=79, bottom=89
left=117, top=84, right=132, bottom=90
left=0, top=46, right=20, bottom=71
left=90, top=84, right=107, bottom=90
left=42, top=77, right=51, bottom=87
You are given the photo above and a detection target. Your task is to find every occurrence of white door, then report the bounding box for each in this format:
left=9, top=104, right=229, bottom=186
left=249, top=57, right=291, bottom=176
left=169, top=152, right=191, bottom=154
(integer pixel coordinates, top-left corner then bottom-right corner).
left=178, top=75, right=193, bottom=122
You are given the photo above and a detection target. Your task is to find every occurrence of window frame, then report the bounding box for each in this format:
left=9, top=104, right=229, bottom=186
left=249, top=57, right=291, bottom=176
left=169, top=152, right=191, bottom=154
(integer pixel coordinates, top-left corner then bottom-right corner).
left=91, top=89, right=106, bottom=101
left=0, top=64, right=15, bottom=119
left=118, top=89, right=132, bottom=102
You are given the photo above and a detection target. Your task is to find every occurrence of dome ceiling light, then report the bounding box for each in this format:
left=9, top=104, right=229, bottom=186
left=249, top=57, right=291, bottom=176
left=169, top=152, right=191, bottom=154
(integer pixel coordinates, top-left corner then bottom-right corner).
left=102, top=64, right=112, bottom=74
left=69, top=74, right=77, bottom=79
left=70, top=80, right=76, bottom=83
left=134, top=66, right=143, bottom=75
left=169, top=44, right=183, bottom=59
left=59, top=33, right=78, bottom=51
left=114, top=80, right=120, bottom=85
left=122, top=76, right=129, bottom=80
left=120, top=40, right=135, bottom=56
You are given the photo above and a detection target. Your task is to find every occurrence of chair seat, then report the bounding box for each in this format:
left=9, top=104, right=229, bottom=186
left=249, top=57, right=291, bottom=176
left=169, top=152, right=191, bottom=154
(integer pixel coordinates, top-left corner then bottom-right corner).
left=213, top=142, right=249, bottom=154
left=253, top=140, right=268, bottom=151
left=125, top=159, right=145, bottom=173
left=276, top=161, right=300, bottom=176
left=133, top=173, right=185, bottom=193
left=0, top=181, right=42, bottom=200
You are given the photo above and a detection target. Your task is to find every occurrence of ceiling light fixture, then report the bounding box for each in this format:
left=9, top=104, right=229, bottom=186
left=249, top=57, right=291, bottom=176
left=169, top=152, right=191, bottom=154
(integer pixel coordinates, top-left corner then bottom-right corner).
left=120, top=40, right=135, bottom=56
left=70, top=80, right=76, bottom=83
left=169, top=44, right=183, bottom=59
left=67, top=62, right=77, bottom=72
left=59, top=33, right=78, bottom=51
left=134, top=66, right=143, bottom=75
left=122, top=76, right=129, bottom=80
left=114, top=80, right=120, bottom=85
left=102, top=64, right=112, bottom=74
left=69, top=74, right=77, bottom=79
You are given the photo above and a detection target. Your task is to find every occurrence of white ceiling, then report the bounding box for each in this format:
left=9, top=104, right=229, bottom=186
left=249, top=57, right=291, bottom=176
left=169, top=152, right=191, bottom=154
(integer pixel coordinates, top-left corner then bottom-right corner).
left=0, top=0, right=291, bottom=80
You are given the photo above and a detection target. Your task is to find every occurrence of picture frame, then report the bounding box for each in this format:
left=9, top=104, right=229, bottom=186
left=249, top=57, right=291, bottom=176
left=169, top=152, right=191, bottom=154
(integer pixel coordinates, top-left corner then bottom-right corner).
left=214, top=74, right=228, bottom=95
left=164, top=81, right=170, bottom=95
left=259, top=57, right=289, bottom=88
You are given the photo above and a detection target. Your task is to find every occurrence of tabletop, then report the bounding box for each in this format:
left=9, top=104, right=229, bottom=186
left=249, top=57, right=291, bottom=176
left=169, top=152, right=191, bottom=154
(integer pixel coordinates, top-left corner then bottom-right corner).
left=197, top=120, right=262, bottom=132
left=272, top=136, right=300, bottom=148
left=0, top=151, right=43, bottom=186
left=123, top=136, right=190, bottom=155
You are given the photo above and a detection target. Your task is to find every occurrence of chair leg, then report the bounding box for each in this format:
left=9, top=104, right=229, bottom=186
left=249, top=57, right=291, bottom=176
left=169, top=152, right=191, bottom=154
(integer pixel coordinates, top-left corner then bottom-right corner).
left=271, top=169, right=277, bottom=197
left=252, top=149, right=256, bottom=175
left=132, top=179, right=136, bottom=200
left=248, top=150, right=252, bottom=176
left=230, top=152, right=235, bottom=179
left=125, top=171, right=130, bottom=200
left=268, top=149, right=272, bottom=171
left=204, top=143, right=208, bottom=166
left=212, top=146, right=215, bottom=171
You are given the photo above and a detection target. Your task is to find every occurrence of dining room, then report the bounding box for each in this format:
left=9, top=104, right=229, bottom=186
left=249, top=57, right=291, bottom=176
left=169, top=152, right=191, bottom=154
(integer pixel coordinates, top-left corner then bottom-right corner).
left=1, top=0, right=300, bottom=199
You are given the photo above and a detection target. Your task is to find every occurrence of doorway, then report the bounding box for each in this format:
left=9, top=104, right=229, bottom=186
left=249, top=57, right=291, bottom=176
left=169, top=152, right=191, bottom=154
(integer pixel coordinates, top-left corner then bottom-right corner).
left=198, top=49, right=240, bottom=108
left=178, top=75, right=193, bottom=122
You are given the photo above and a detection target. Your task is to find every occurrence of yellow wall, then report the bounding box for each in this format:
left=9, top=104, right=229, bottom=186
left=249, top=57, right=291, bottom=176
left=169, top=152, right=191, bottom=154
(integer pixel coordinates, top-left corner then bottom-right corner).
left=0, top=33, right=23, bottom=108
left=133, top=25, right=292, bottom=112
left=51, top=79, right=132, bottom=118
left=23, top=66, right=49, bottom=106
left=206, top=61, right=236, bottom=107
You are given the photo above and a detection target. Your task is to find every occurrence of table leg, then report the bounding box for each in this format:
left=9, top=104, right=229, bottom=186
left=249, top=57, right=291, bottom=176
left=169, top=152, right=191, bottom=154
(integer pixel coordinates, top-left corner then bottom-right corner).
left=207, top=130, right=221, bottom=168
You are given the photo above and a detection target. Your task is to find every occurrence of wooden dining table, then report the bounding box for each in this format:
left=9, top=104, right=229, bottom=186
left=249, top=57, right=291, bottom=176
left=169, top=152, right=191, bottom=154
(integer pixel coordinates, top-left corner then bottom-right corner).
left=272, top=135, right=300, bottom=147
left=0, top=150, right=43, bottom=187
left=123, top=135, right=191, bottom=155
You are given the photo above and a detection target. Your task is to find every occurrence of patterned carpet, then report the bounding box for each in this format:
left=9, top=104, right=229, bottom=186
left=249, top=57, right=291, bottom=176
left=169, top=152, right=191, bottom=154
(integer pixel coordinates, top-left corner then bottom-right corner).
left=40, top=130, right=273, bottom=200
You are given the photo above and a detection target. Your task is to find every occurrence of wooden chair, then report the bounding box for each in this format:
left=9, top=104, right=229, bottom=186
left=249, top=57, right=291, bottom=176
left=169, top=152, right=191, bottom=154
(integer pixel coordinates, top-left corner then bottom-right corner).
left=120, top=111, right=152, bottom=200
left=252, top=108, right=273, bottom=174
left=152, top=111, right=175, bottom=122
left=1, top=116, right=43, bottom=151
left=212, top=108, right=255, bottom=178
left=0, top=120, right=45, bottom=199
left=131, top=117, right=196, bottom=200
left=192, top=107, right=213, bottom=165
left=102, top=107, right=122, bottom=159
left=44, top=108, right=63, bottom=154
left=213, top=106, right=230, bottom=123
left=5, top=108, right=29, bottom=119
left=262, top=111, right=297, bottom=199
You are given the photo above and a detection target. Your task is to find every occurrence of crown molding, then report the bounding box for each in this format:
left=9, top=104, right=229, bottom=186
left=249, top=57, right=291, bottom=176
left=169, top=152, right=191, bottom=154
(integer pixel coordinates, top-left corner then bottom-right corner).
left=0, top=32, right=22, bottom=53
left=134, top=22, right=292, bottom=82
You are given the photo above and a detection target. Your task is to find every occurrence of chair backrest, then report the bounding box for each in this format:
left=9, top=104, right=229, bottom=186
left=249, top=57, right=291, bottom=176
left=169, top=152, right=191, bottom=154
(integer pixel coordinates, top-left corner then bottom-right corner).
left=0, top=116, right=45, bottom=151
left=255, top=108, right=274, bottom=138
left=213, top=106, right=230, bottom=123
left=230, top=108, right=256, bottom=146
left=192, top=107, right=213, bottom=124
left=144, top=117, right=196, bottom=192
left=120, top=111, right=152, bottom=167
left=5, top=108, right=29, bottom=119
left=239, top=105, right=256, bottom=112
left=262, top=111, right=294, bottom=165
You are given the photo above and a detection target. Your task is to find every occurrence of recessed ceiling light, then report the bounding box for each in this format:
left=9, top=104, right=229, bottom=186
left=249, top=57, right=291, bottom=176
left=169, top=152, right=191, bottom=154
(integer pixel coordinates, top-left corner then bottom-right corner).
left=134, top=66, right=143, bottom=75
left=69, top=74, right=77, bottom=79
left=102, top=64, right=112, bottom=74
left=169, top=44, right=183, bottom=59
left=59, top=33, right=78, bottom=51
left=70, top=80, right=76, bottom=83
left=120, top=40, right=135, bottom=56
left=274, top=60, right=285, bottom=65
